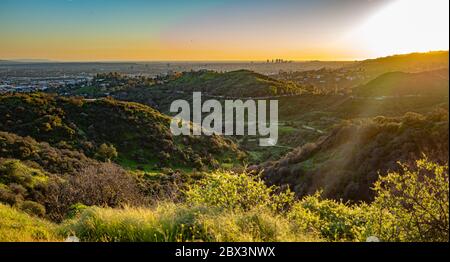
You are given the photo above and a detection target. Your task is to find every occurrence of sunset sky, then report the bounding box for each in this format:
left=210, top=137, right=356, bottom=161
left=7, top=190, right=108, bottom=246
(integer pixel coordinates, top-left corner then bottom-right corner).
left=0, top=0, right=448, bottom=61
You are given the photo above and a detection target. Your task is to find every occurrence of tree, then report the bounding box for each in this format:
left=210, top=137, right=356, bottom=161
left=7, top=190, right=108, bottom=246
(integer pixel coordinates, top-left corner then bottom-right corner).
left=96, top=143, right=118, bottom=161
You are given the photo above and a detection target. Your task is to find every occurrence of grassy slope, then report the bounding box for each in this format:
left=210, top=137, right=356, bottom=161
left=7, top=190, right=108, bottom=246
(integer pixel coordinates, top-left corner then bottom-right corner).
left=0, top=204, right=60, bottom=242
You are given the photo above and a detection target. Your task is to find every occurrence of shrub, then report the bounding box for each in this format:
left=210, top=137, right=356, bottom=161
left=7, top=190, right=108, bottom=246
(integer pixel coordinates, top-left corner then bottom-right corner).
left=288, top=192, right=369, bottom=241
left=19, top=200, right=46, bottom=217
left=0, top=184, right=20, bottom=206
left=57, top=158, right=449, bottom=242
left=0, top=159, right=48, bottom=190
left=368, top=158, right=449, bottom=242
left=185, top=170, right=294, bottom=212
left=288, top=158, right=449, bottom=242
left=66, top=203, right=89, bottom=219
left=41, top=162, right=146, bottom=221
left=96, top=143, right=118, bottom=161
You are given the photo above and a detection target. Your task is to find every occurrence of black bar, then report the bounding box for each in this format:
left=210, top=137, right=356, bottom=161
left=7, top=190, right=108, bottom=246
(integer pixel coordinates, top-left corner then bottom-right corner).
left=0, top=243, right=448, bottom=260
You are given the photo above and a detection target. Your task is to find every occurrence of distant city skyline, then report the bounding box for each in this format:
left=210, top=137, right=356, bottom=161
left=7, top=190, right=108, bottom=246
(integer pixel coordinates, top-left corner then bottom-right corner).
left=0, top=0, right=448, bottom=61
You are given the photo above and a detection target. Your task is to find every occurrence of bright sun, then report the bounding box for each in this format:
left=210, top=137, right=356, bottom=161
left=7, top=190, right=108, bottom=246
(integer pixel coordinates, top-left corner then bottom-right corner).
left=353, top=0, right=449, bottom=57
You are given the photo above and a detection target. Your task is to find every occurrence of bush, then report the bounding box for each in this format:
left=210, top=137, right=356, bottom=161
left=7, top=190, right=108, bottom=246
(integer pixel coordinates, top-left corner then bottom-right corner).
left=19, top=200, right=46, bottom=217
left=0, top=159, right=48, bottom=190
left=288, top=192, right=369, bottom=241
left=41, top=162, right=146, bottom=221
left=288, top=158, right=449, bottom=242
left=368, top=158, right=449, bottom=242
left=96, top=143, right=118, bottom=161
left=66, top=203, right=89, bottom=219
left=185, top=170, right=294, bottom=212
left=0, top=185, right=20, bottom=206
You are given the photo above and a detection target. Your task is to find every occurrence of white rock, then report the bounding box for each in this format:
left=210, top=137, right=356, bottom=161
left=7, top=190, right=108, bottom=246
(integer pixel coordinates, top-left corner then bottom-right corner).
left=366, top=236, right=380, bottom=242
left=65, top=236, right=80, bottom=242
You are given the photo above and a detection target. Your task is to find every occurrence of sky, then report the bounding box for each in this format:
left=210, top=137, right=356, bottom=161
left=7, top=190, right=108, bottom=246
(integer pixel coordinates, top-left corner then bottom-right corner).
left=0, top=0, right=448, bottom=61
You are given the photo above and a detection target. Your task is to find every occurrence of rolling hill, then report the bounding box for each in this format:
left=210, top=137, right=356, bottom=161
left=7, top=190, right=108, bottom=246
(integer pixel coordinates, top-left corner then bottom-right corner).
left=350, top=51, right=449, bottom=76
left=103, top=69, right=306, bottom=112
left=0, top=93, right=244, bottom=170
left=160, top=69, right=304, bottom=97
left=354, top=69, right=449, bottom=97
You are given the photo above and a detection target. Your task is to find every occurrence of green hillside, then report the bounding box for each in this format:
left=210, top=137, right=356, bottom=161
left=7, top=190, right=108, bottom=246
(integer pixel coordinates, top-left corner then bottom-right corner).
left=162, top=69, right=304, bottom=97
left=107, top=69, right=305, bottom=112
left=354, top=69, right=449, bottom=97
left=0, top=93, right=243, bottom=170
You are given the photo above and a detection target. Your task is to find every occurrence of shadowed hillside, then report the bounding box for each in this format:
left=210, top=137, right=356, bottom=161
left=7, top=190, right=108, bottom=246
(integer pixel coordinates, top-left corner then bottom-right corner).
left=257, top=109, right=449, bottom=202
left=354, top=69, right=449, bottom=97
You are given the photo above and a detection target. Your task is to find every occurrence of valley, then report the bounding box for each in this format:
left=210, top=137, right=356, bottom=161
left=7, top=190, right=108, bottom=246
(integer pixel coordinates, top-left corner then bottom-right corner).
left=0, top=51, right=448, bottom=242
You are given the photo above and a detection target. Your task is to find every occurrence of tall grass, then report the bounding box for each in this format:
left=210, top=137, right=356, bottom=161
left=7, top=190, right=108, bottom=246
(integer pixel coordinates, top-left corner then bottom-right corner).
left=60, top=203, right=321, bottom=242
left=0, top=204, right=60, bottom=242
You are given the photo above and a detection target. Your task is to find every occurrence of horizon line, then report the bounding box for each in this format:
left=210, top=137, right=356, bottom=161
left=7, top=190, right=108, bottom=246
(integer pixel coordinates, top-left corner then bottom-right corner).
left=1, top=50, right=448, bottom=64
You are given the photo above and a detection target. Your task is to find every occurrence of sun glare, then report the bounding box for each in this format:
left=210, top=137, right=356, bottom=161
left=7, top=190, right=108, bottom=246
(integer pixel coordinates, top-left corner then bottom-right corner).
left=353, top=0, right=449, bottom=58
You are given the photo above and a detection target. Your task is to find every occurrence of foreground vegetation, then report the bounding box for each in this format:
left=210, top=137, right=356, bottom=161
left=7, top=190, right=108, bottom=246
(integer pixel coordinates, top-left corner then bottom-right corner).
left=0, top=203, right=60, bottom=242
left=1, top=157, right=447, bottom=242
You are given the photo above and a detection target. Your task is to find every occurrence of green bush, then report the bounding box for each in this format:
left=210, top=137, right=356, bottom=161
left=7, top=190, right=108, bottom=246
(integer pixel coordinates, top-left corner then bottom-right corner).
left=0, top=159, right=48, bottom=190
left=96, top=143, right=118, bottom=161
left=288, top=192, right=369, bottom=241
left=367, top=158, right=449, bottom=242
left=66, top=203, right=89, bottom=219
left=288, top=158, right=449, bottom=242
left=2, top=156, right=448, bottom=243
left=185, top=170, right=294, bottom=212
